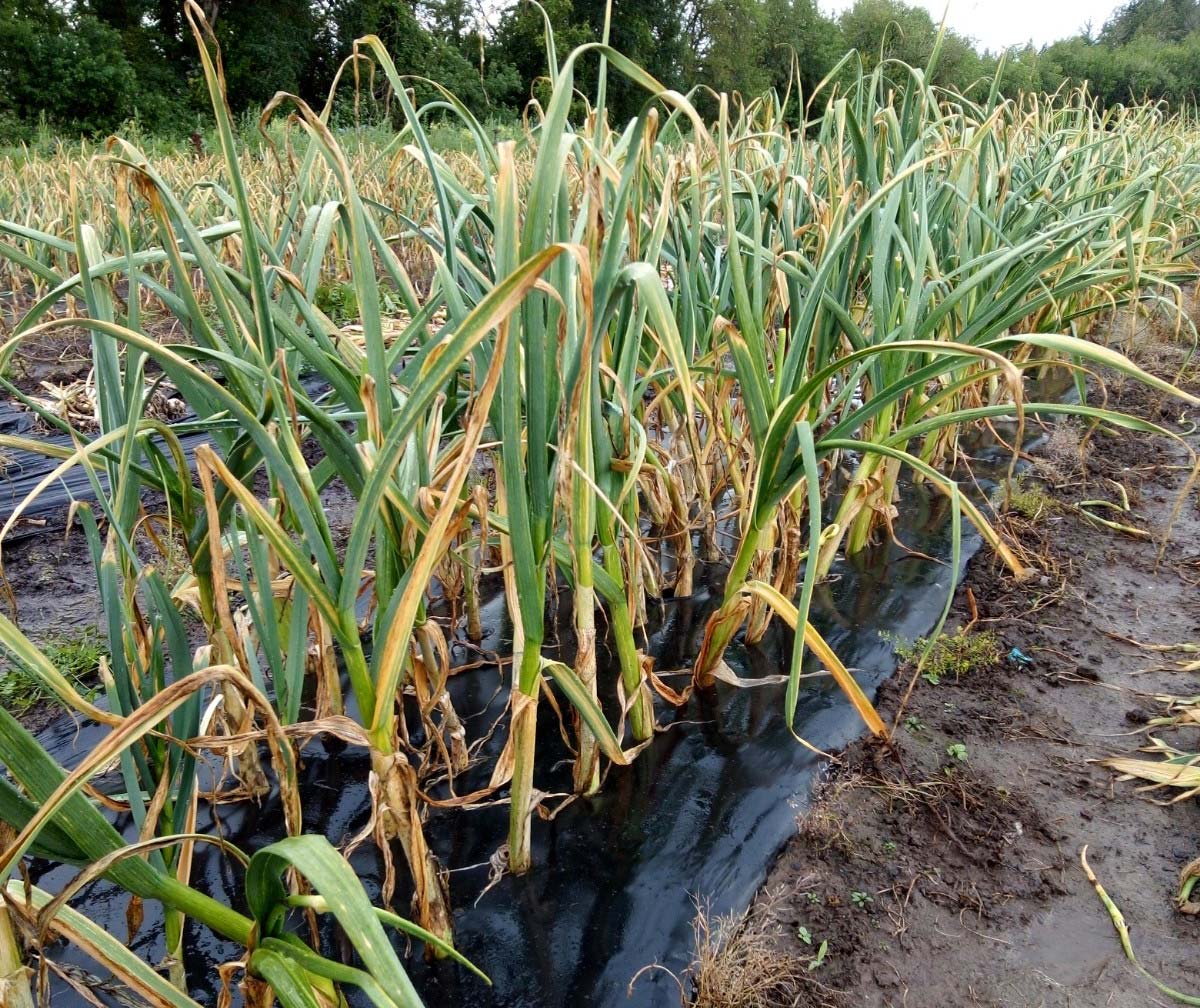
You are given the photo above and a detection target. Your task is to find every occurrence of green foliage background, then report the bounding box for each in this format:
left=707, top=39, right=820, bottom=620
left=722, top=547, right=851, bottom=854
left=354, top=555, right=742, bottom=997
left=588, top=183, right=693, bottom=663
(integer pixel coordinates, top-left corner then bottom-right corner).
left=2, top=0, right=1199, bottom=144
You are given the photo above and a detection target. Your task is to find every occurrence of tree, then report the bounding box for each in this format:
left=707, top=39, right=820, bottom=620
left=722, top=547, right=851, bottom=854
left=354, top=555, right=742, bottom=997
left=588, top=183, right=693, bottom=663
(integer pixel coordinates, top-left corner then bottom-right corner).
left=9, top=0, right=1200, bottom=143
left=490, top=0, right=590, bottom=108
left=757, top=0, right=843, bottom=110
left=320, top=0, right=503, bottom=117
left=837, top=0, right=988, bottom=92
left=574, top=0, right=690, bottom=121
left=207, top=2, right=321, bottom=110
left=81, top=0, right=198, bottom=128
left=691, top=0, right=771, bottom=101
left=1102, top=0, right=1200, bottom=45
left=0, top=0, right=139, bottom=137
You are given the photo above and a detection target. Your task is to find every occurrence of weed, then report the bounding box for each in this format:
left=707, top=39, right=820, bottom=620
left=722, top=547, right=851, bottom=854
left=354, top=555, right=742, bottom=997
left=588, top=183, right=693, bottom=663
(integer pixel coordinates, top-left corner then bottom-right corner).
left=891, top=628, right=1002, bottom=685
left=315, top=280, right=360, bottom=324
left=0, top=627, right=104, bottom=715
left=805, top=937, right=829, bottom=971
left=314, top=279, right=404, bottom=326
left=1033, top=421, right=1084, bottom=483
left=849, top=890, right=873, bottom=910
left=1004, top=477, right=1056, bottom=520
left=946, top=742, right=969, bottom=762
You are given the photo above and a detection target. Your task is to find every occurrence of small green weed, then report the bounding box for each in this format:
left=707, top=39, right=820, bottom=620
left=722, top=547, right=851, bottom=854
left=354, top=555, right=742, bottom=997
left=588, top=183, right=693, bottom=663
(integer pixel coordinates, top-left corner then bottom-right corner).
left=314, top=280, right=404, bottom=325
left=891, top=628, right=1002, bottom=685
left=796, top=927, right=829, bottom=970
left=0, top=627, right=105, bottom=715
left=1004, top=477, right=1055, bottom=521
left=315, top=280, right=360, bottom=324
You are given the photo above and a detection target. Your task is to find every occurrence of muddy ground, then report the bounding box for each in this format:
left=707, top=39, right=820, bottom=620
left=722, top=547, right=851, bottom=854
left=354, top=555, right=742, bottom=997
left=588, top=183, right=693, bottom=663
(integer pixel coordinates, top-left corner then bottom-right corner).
left=705, top=351, right=1200, bottom=1006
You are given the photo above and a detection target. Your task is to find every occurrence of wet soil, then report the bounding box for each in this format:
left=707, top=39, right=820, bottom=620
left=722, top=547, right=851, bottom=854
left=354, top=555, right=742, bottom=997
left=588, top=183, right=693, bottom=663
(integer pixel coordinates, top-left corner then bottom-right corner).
left=735, top=351, right=1200, bottom=1007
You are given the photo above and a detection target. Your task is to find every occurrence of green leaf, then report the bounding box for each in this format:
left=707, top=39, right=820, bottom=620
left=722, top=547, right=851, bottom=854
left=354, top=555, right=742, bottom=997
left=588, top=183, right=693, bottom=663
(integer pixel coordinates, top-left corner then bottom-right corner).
left=542, top=659, right=628, bottom=763
left=245, top=835, right=425, bottom=1008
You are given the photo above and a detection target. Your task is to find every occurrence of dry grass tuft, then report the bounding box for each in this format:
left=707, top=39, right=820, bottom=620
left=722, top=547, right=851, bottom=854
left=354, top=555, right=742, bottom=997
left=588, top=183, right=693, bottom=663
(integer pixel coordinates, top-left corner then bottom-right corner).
left=1032, top=420, right=1084, bottom=484
left=684, top=895, right=819, bottom=1008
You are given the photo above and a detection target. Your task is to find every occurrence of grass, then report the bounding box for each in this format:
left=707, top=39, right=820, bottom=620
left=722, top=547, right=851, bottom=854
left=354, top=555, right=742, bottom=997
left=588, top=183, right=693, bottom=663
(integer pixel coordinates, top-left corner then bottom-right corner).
left=0, top=109, right=521, bottom=165
left=891, top=629, right=1003, bottom=686
left=682, top=899, right=814, bottom=1008
left=0, top=627, right=104, bottom=716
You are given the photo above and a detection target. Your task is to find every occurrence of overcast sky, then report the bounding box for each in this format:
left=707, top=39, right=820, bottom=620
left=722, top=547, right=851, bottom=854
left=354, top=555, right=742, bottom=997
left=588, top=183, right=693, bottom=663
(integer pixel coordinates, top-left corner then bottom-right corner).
left=819, top=1, right=1127, bottom=51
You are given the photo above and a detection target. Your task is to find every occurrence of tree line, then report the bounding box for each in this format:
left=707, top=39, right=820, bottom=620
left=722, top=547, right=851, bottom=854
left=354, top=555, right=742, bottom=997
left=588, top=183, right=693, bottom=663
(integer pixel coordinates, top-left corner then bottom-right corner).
left=2, top=0, right=1198, bottom=141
